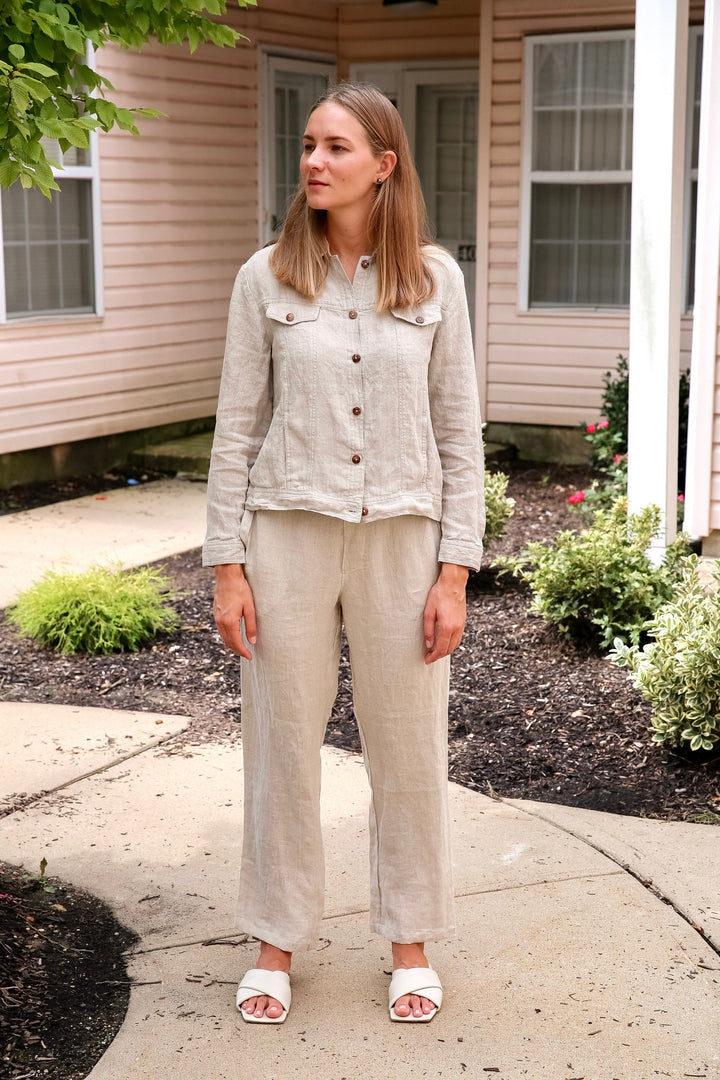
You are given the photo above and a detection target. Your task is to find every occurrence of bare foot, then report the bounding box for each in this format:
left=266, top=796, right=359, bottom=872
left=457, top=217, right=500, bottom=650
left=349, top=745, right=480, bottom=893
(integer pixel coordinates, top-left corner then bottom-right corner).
left=240, top=941, right=292, bottom=1020
left=391, top=941, right=437, bottom=1018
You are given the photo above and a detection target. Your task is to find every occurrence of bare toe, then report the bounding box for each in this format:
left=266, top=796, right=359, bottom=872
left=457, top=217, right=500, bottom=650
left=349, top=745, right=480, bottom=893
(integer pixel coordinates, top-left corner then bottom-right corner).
left=393, top=994, right=412, bottom=1017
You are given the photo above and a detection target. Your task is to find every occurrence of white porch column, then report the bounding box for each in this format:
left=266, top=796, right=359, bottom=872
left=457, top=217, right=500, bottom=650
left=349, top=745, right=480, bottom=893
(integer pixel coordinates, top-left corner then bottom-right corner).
left=684, top=0, right=720, bottom=542
left=627, top=0, right=689, bottom=554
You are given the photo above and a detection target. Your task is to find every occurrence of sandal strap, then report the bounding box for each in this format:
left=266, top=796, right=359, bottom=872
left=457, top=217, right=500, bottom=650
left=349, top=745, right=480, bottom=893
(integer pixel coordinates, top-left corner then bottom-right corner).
left=236, top=968, right=291, bottom=1012
left=389, top=967, right=443, bottom=1011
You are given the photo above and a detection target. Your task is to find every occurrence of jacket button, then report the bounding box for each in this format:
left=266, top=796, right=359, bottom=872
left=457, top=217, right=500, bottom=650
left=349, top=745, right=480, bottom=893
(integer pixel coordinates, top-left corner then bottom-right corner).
left=361, top=259, right=370, bottom=269
left=415, top=315, right=424, bottom=324
left=352, top=406, right=361, bottom=416
left=351, top=454, right=361, bottom=464
left=352, top=354, right=361, bottom=362
left=286, top=313, right=295, bottom=322
left=361, top=507, right=369, bottom=516
left=349, top=309, right=358, bottom=319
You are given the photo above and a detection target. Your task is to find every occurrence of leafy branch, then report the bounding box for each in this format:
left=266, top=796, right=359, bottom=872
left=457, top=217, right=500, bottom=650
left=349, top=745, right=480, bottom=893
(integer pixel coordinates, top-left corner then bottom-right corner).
left=0, top=0, right=256, bottom=196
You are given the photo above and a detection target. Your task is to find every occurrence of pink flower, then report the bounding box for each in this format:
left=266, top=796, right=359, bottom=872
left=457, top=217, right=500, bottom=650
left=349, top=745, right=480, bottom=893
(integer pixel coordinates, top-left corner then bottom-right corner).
left=598, top=420, right=609, bottom=429
left=613, top=453, right=624, bottom=465
left=677, top=493, right=685, bottom=502
left=586, top=424, right=596, bottom=434
left=568, top=491, right=585, bottom=504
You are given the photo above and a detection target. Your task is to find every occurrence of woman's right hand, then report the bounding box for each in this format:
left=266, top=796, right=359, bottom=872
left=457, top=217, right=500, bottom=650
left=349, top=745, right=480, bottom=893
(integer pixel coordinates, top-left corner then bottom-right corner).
left=213, top=564, right=257, bottom=660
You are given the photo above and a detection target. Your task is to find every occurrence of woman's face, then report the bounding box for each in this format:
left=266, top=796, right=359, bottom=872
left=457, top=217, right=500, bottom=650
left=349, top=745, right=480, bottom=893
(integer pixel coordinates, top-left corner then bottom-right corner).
left=300, top=102, right=394, bottom=218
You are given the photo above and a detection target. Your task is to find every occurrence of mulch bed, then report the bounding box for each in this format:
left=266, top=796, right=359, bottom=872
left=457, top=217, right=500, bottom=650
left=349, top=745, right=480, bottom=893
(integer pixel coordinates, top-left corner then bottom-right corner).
left=0, top=863, right=137, bottom=1079
left=1, top=461, right=719, bottom=1078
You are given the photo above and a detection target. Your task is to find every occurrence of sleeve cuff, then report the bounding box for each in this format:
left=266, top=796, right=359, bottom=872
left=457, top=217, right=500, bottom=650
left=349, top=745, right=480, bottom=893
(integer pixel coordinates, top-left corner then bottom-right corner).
left=201, top=540, right=247, bottom=567
left=438, top=538, right=484, bottom=572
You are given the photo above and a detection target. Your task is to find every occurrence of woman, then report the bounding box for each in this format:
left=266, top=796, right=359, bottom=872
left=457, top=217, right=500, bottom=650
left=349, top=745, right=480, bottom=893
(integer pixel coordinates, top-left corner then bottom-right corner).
left=202, top=83, right=485, bottom=1025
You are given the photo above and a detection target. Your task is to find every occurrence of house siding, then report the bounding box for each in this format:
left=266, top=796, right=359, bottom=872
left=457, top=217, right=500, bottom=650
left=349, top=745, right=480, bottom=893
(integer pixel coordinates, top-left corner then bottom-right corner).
left=337, top=0, right=480, bottom=71
left=3, top=0, right=718, bottom=513
left=0, top=0, right=338, bottom=457
left=481, top=0, right=704, bottom=430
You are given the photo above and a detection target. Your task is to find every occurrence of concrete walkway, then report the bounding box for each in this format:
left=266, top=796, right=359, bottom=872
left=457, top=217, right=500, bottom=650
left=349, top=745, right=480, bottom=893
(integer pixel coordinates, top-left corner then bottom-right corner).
left=1, top=482, right=719, bottom=1079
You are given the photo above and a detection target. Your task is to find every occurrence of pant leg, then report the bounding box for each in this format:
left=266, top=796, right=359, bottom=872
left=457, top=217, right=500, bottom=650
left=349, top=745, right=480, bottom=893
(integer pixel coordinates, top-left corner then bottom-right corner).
left=237, top=509, right=343, bottom=953
left=340, top=515, right=455, bottom=944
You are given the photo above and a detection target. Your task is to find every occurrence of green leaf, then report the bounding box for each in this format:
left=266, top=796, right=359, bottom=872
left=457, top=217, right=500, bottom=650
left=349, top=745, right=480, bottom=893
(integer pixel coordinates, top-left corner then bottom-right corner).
left=9, top=44, right=26, bottom=62
left=10, top=82, right=30, bottom=115
left=36, top=117, right=73, bottom=140
left=0, top=157, right=22, bottom=187
left=35, top=36, right=56, bottom=62
left=61, top=25, right=86, bottom=53
left=14, top=77, right=51, bottom=103
left=94, top=98, right=116, bottom=127
left=18, top=62, right=58, bottom=79
left=32, top=12, right=65, bottom=41
left=64, top=123, right=90, bottom=149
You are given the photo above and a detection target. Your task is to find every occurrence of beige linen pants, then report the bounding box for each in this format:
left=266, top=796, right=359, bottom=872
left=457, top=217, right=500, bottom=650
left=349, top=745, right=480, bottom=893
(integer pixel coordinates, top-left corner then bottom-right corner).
left=237, top=509, right=455, bottom=952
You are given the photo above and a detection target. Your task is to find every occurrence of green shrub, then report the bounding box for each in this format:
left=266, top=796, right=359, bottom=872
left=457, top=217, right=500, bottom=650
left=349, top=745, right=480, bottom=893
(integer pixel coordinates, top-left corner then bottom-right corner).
left=581, top=353, right=690, bottom=489
left=7, top=564, right=180, bottom=655
left=484, top=470, right=515, bottom=546
left=610, top=557, right=720, bottom=752
left=494, top=499, right=690, bottom=649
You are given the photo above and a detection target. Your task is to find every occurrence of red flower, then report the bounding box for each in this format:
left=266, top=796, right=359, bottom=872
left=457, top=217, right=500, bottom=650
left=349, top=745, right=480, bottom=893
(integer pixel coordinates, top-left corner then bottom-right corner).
left=568, top=491, right=585, bottom=504
left=613, top=453, right=624, bottom=465
left=598, top=419, right=609, bottom=429
left=586, top=424, right=596, bottom=434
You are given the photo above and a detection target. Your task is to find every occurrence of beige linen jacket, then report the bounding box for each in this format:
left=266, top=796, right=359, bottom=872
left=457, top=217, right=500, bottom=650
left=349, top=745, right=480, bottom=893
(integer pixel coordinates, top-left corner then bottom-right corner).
left=202, top=244, right=485, bottom=570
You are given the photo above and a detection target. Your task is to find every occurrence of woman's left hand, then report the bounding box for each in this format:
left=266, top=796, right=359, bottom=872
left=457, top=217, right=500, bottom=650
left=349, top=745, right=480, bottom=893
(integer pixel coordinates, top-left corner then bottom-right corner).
left=423, top=563, right=469, bottom=664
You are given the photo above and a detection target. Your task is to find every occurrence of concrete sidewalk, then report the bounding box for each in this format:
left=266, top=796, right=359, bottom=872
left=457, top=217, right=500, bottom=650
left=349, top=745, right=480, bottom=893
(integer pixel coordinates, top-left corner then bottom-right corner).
left=0, top=478, right=207, bottom=608
left=1, top=482, right=718, bottom=1079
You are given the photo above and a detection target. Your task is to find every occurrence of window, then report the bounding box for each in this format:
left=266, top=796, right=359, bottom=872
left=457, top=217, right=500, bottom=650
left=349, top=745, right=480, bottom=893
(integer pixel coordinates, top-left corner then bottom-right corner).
left=260, top=53, right=336, bottom=245
left=0, top=79, right=102, bottom=323
left=685, top=28, right=703, bottom=311
left=522, top=33, right=634, bottom=309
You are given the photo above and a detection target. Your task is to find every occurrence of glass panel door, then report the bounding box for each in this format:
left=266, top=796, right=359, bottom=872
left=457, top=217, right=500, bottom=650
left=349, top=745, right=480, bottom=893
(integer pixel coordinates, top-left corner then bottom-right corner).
left=263, top=57, right=335, bottom=244
left=407, top=74, right=479, bottom=326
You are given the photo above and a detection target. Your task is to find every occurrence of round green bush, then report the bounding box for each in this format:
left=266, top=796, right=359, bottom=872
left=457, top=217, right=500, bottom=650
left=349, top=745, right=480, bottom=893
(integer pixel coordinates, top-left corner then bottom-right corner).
left=6, top=564, right=180, bottom=655
left=494, top=499, right=690, bottom=649
left=484, top=469, right=515, bottom=547
left=610, top=556, right=720, bottom=752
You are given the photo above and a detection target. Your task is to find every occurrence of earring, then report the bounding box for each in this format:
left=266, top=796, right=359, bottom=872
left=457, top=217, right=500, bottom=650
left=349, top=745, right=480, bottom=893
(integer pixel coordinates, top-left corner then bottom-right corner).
left=376, top=177, right=383, bottom=186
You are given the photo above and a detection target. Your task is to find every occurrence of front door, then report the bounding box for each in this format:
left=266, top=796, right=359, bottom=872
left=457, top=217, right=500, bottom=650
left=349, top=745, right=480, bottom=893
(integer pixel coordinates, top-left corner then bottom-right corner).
left=350, top=64, right=479, bottom=325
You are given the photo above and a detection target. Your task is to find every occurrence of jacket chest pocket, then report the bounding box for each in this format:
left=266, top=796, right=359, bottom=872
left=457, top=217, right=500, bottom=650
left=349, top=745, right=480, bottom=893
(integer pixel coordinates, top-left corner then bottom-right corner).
left=389, top=303, right=443, bottom=490
left=390, top=303, right=442, bottom=336
left=266, top=304, right=319, bottom=367
left=264, top=302, right=321, bottom=490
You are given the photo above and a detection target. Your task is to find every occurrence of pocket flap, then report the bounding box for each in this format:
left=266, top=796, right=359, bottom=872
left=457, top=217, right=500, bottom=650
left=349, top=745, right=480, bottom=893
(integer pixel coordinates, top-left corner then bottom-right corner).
left=266, top=302, right=320, bottom=325
left=391, top=303, right=443, bottom=327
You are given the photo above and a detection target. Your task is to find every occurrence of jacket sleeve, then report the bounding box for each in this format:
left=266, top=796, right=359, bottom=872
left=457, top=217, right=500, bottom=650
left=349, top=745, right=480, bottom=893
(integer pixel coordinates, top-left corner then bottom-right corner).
left=201, top=267, right=273, bottom=566
left=428, top=264, right=486, bottom=570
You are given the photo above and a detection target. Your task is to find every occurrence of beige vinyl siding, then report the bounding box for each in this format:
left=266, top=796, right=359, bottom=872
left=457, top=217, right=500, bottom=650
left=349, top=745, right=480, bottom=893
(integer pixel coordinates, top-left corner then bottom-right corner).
left=0, top=0, right=338, bottom=456
left=482, top=0, right=704, bottom=429
left=338, top=1, right=480, bottom=72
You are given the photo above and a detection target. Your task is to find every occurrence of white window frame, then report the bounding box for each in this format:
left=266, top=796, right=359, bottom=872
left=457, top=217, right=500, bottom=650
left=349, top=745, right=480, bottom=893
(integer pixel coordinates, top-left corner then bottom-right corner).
left=258, top=47, right=336, bottom=247
left=520, top=29, right=635, bottom=314
left=0, top=42, right=103, bottom=323
left=350, top=60, right=478, bottom=128
left=682, top=24, right=704, bottom=313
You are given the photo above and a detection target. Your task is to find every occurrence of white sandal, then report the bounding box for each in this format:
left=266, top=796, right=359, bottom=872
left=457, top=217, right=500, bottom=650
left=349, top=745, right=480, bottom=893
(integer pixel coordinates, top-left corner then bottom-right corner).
left=236, top=968, right=291, bottom=1024
left=388, top=966, right=443, bottom=1022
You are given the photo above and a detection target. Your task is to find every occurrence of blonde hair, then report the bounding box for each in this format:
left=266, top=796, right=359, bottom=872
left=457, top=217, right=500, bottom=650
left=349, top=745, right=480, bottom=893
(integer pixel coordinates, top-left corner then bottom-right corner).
left=269, top=82, right=436, bottom=311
